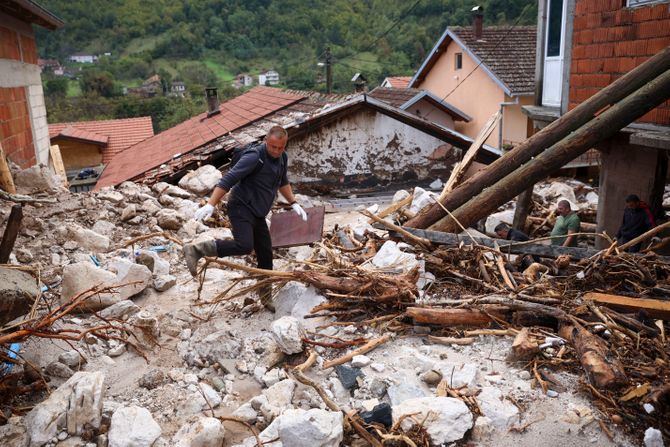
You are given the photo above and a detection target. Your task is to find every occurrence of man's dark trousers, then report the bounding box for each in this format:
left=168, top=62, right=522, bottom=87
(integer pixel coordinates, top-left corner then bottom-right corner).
left=215, top=202, right=272, bottom=269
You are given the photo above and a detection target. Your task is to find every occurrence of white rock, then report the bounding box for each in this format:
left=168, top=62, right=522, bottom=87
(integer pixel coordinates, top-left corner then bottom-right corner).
left=643, top=403, right=655, bottom=414
left=387, top=382, right=428, bottom=406
left=484, top=209, right=516, bottom=236
left=542, top=182, right=577, bottom=205
left=232, top=403, right=258, bottom=424
left=644, top=427, right=664, bottom=447
left=429, top=179, right=443, bottom=189
left=392, top=189, right=410, bottom=203
left=153, top=182, right=192, bottom=199
left=584, top=191, right=599, bottom=208
left=263, top=379, right=296, bottom=408
left=153, top=275, right=177, bottom=292
left=432, top=362, right=478, bottom=388
left=393, top=397, right=473, bottom=444
left=121, top=205, right=137, bottom=221
left=351, top=355, right=371, bottom=368
left=273, top=283, right=327, bottom=330
left=108, top=258, right=153, bottom=298
left=58, top=350, right=87, bottom=369
left=370, top=363, right=385, bottom=372
left=0, top=416, right=28, bottom=447
left=476, top=387, right=519, bottom=429
left=92, top=220, right=116, bottom=235
left=108, top=405, right=161, bottom=447
left=173, top=416, right=225, bottom=447
left=271, top=316, right=304, bottom=354
left=178, top=165, right=222, bottom=196
left=262, top=368, right=287, bottom=387
left=370, top=240, right=422, bottom=274
left=409, top=187, right=436, bottom=214
left=471, top=416, right=494, bottom=442
left=98, top=300, right=140, bottom=320
left=128, top=310, right=159, bottom=348
left=24, top=372, right=104, bottom=446
left=15, top=164, right=65, bottom=195
left=198, top=383, right=222, bottom=409
left=278, top=409, right=343, bottom=447
left=97, top=189, right=125, bottom=204
left=68, top=224, right=110, bottom=252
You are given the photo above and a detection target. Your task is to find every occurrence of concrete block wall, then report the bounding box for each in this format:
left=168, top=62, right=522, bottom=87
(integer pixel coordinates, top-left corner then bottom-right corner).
left=569, top=0, right=670, bottom=125
left=0, top=13, right=50, bottom=168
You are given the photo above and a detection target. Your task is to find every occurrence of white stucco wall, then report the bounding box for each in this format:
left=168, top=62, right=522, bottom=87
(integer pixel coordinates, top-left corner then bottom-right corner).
left=288, top=108, right=458, bottom=185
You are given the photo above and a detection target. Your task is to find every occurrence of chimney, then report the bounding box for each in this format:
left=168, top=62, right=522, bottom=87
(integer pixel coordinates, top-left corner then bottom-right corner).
left=472, top=5, right=484, bottom=40
left=205, top=87, right=220, bottom=117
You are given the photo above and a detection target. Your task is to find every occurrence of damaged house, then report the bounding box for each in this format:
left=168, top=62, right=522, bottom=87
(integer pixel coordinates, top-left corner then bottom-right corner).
left=96, top=86, right=498, bottom=192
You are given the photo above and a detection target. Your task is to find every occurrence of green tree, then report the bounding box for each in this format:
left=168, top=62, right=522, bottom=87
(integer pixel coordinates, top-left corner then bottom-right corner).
left=45, top=78, right=68, bottom=97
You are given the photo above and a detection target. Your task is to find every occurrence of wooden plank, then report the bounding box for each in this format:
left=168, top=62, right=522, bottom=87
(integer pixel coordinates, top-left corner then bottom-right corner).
left=371, top=193, right=413, bottom=221
left=270, top=206, right=325, bottom=248
left=0, top=205, right=23, bottom=263
left=396, top=226, right=670, bottom=262
left=0, top=142, right=16, bottom=194
left=585, top=292, right=670, bottom=321
left=440, top=111, right=501, bottom=199
left=49, top=144, right=68, bottom=187
left=407, top=306, right=509, bottom=327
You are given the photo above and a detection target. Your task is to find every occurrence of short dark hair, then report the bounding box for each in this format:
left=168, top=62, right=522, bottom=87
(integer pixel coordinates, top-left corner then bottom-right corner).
left=625, top=194, right=640, bottom=203
left=494, top=222, right=509, bottom=233
left=267, top=125, right=288, bottom=139
left=558, top=199, right=571, bottom=209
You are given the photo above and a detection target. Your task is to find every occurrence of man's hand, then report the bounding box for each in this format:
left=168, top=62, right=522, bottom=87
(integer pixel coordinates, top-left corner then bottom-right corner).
left=194, top=204, right=214, bottom=221
left=291, top=202, right=307, bottom=221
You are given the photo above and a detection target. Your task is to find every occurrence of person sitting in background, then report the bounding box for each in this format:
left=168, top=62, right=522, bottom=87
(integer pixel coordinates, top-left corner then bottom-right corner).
left=494, top=222, right=537, bottom=271
left=616, top=194, right=652, bottom=252
left=550, top=200, right=580, bottom=247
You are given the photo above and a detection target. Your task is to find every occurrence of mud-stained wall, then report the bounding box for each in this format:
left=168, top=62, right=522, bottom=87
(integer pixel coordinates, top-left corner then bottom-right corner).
left=287, top=108, right=459, bottom=187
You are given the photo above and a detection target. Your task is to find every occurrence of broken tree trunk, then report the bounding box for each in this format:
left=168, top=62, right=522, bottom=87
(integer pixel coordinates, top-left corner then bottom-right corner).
left=0, top=204, right=22, bottom=263
left=512, top=187, right=534, bottom=232
left=432, top=68, right=670, bottom=233
left=585, top=292, right=670, bottom=321
left=406, top=306, right=510, bottom=327
left=559, top=321, right=628, bottom=389
left=406, top=46, right=670, bottom=229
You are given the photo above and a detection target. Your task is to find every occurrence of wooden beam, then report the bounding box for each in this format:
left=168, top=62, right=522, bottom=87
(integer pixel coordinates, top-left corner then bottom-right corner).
left=585, top=292, right=670, bottom=321
left=406, top=306, right=509, bottom=327
left=0, top=205, right=23, bottom=263
left=0, top=142, right=16, bottom=194
left=406, top=46, right=670, bottom=230
left=49, top=144, right=68, bottom=187
left=370, top=193, right=413, bottom=221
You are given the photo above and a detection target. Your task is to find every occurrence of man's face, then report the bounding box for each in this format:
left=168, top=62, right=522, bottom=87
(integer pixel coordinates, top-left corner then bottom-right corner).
left=265, top=135, right=287, bottom=159
left=496, top=229, right=508, bottom=239
left=557, top=203, right=570, bottom=216
left=626, top=200, right=639, bottom=209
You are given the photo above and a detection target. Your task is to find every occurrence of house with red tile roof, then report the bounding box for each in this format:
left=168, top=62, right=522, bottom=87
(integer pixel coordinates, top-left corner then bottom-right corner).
left=409, top=11, right=536, bottom=150
left=380, top=76, right=412, bottom=88
left=49, top=116, right=154, bottom=175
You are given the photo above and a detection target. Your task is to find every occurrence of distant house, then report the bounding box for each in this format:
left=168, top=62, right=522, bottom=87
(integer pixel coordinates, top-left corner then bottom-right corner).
left=0, top=0, right=63, bottom=169
left=258, top=70, right=279, bottom=86
left=381, top=76, right=412, bottom=88
left=233, top=74, right=253, bottom=89
left=170, top=81, right=186, bottom=97
left=409, top=10, right=536, bottom=149
left=522, top=0, right=670, bottom=247
left=38, top=58, right=62, bottom=73
left=69, top=53, right=97, bottom=64
left=49, top=117, right=154, bottom=190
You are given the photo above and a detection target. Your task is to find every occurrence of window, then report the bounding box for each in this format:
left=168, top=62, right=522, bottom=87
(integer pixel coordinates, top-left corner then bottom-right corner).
left=627, top=0, right=668, bottom=6
left=546, top=0, right=564, bottom=57
left=455, top=52, right=463, bottom=70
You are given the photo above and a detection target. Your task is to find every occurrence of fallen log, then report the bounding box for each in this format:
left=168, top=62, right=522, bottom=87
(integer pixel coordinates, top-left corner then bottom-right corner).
left=559, top=320, right=628, bottom=389
left=406, top=306, right=510, bottom=327
left=585, top=292, right=670, bottom=321
left=433, top=68, right=670, bottom=233
left=406, top=46, right=670, bottom=229
left=509, top=327, right=539, bottom=361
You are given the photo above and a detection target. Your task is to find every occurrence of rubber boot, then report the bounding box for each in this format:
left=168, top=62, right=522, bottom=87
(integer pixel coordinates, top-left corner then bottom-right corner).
left=258, top=284, right=275, bottom=312
left=184, top=240, right=217, bottom=276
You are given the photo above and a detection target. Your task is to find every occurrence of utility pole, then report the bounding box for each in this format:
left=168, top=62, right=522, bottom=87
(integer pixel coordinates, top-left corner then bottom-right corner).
left=325, top=47, right=333, bottom=94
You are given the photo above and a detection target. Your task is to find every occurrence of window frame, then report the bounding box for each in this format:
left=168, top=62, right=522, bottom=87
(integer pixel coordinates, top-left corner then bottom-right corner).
left=455, top=52, right=463, bottom=70
left=626, top=0, right=668, bottom=7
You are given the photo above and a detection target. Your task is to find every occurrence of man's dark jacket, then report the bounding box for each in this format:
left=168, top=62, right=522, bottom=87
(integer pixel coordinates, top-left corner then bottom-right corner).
left=617, top=207, right=651, bottom=242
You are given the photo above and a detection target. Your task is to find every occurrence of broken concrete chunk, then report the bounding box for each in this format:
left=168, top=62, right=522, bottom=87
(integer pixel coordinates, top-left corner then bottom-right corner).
left=92, top=220, right=116, bottom=236
left=15, top=164, right=65, bottom=195
left=153, top=275, right=177, bottom=292
left=409, top=187, right=436, bottom=214
left=277, top=409, right=343, bottom=447
left=232, top=403, right=258, bottom=424
left=108, top=258, right=152, bottom=299
left=198, top=382, right=222, bottom=409
left=46, top=361, right=75, bottom=379
left=392, top=397, right=473, bottom=445
left=153, top=182, right=192, bottom=199
left=60, top=263, right=118, bottom=311
left=476, top=386, right=520, bottom=429
left=0, top=416, right=28, bottom=447
left=271, top=316, right=304, bottom=354
left=351, top=355, right=371, bottom=368
left=24, top=371, right=105, bottom=446
left=68, top=224, right=111, bottom=252
left=157, top=209, right=183, bottom=230
left=108, top=405, right=161, bottom=447
left=387, top=381, right=429, bottom=406
left=58, top=350, right=87, bottom=369
left=0, top=267, right=39, bottom=325
left=97, top=189, right=125, bottom=204
left=98, top=300, right=140, bottom=320
left=173, top=416, right=225, bottom=447
left=263, top=379, right=296, bottom=408
left=392, top=189, right=410, bottom=203
left=178, top=165, right=222, bottom=196
left=120, top=204, right=137, bottom=221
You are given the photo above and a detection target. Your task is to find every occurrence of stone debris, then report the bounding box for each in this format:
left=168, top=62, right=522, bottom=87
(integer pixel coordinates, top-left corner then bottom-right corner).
left=644, top=427, right=664, bottom=447
left=476, top=386, right=520, bottom=429
left=178, top=165, right=222, bottom=195
left=392, top=397, right=473, bottom=444
left=172, top=416, right=225, bottom=447
left=0, top=267, right=39, bottom=325
left=108, top=405, right=162, bottom=447
left=271, top=316, right=305, bottom=354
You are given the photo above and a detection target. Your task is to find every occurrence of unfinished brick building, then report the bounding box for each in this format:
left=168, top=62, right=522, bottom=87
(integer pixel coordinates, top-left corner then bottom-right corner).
left=0, top=0, right=62, bottom=168
left=524, top=0, right=670, bottom=248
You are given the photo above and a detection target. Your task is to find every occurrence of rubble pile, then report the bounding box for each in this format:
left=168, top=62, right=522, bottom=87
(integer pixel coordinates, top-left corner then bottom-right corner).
left=0, top=164, right=666, bottom=447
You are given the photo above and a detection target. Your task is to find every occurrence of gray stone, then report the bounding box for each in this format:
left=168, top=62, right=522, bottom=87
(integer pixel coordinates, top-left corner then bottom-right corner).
left=273, top=283, right=328, bottom=330
left=476, top=387, right=520, bottom=429
left=393, top=397, right=472, bottom=444
left=351, top=355, right=371, bottom=368
left=178, top=165, right=222, bottom=196
left=98, top=300, right=140, bottom=320
left=0, top=416, right=28, bottom=447
left=0, top=267, right=39, bottom=325
left=92, top=220, right=116, bottom=236
left=644, top=427, right=664, bottom=447
left=335, top=365, right=363, bottom=390
left=108, top=405, right=161, bottom=447
left=263, top=379, right=296, bottom=408
left=157, top=209, right=182, bottom=230
left=141, top=199, right=161, bottom=216
left=271, top=316, right=304, bottom=354
left=135, top=250, right=170, bottom=276
left=24, top=372, right=104, bottom=446
left=433, top=362, right=478, bottom=388
left=15, top=248, right=33, bottom=263
left=108, top=258, right=153, bottom=298
left=15, top=164, right=64, bottom=195
left=46, top=361, right=75, bottom=379
left=128, top=311, right=159, bottom=348
left=198, top=383, right=222, bottom=409
left=68, top=224, right=110, bottom=252
left=120, top=205, right=137, bottom=221
left=153, top=275, right=176, bottom=292
left=277, top=409, right=343, bottom=447
left=420, top=369, right=443, bottom=386
left=387, top=382, right=428, bottom=406
left=139, top=369, right=166, bottom=390
left=173, top=416, right=225, bottom=447
left=58, top=350, right=87, bottom=369
left=153, top=182, right=192, bottom=199
left=232, top=403, right=258, bottom=424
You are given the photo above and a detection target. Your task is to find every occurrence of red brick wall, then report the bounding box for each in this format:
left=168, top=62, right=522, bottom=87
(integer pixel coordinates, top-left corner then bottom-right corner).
left=0, top=24, right=38, bottom=65
left=0, top=87, right=36, bottom=168
left=569, top=0, right=670, bottom=125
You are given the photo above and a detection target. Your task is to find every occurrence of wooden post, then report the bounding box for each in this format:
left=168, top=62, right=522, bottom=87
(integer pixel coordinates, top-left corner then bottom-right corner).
left=432, top=69, right=670, bottom=233
left=0, top=205, right=23, bottom=263
left=406, top=46, right=670, bottom=229
left=0, top=142, right=16, bottom=194
left=49, top=144, right=68, bottom=187
left=512, top=187, right=533, bottom=232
